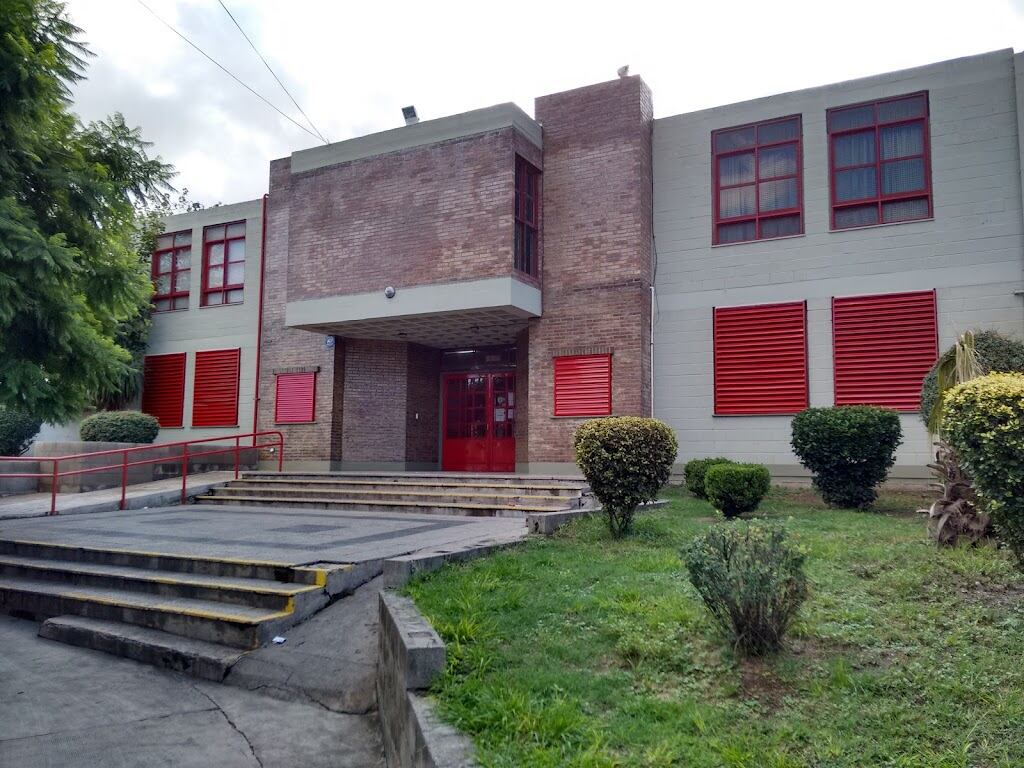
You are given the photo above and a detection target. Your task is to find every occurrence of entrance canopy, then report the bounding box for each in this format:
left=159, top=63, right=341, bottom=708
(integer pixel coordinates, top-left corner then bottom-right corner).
left=284, top=276, right=540, bottom=348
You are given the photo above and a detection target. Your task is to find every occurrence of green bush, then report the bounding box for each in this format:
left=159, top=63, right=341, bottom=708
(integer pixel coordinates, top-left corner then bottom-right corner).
left=790, top=406, right=902, bottom=508
left=79, top=411, right=160, bottom=444
left=684, top=457, right=734, bottom=499
left=0, top=409, right=42, bottom=456
left=684, top=521, right=808, bottom=656
left=920, top=330, right=1024, bottom=426
left=573, top=417, right=678, bottom=537
left=704, top=463, right=771, bottom=518
left=943, top=373, right=1024, bottom=567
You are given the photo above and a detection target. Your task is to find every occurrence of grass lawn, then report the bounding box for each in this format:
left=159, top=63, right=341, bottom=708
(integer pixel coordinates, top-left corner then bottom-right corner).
left=406, top=486, right=1024, bottom=767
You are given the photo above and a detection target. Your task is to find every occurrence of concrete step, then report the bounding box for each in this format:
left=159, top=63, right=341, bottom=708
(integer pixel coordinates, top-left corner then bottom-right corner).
left=204, top=485, right=578, bottom=509
left=0, top=576, right=295, bottom=648
left=0, top=538, right=327, bottom=585
left=0, top=555, right=326, bottom=613
left=227, top=477, right=587, bottom=497
left=241, top=470, right=588, bottom=488
left=39, top=615, right=246, bottom=681
left=194, top=494, right=572, bottom=517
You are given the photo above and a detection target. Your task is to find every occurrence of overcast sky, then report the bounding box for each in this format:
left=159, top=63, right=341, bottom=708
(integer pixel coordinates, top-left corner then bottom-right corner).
left=66, top=0, right=1024, bottom=206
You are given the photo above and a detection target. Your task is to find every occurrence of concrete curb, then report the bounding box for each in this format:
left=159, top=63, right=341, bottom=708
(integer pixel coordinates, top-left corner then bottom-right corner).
left=383, top=532, right=525, bottom=589
left=377, top=591, right=476, bottom=768
left=526, top=499, right=668, bottom=534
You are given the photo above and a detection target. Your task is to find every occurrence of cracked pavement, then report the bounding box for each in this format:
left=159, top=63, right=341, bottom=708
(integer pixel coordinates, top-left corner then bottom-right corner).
left=0, top=582, right=385, bottom=767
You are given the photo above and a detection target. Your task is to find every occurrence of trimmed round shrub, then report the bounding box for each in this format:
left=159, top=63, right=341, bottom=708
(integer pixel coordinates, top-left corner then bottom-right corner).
left=684, top=457, right=734, bottom=499
left=790, top=406, right=902, bottom=509
left=79, top=411, right=160, bottom=444
left=573, top=417, right=678, bottom=537
left=0, top=409, right=42, bottom=456
left=920, top=330, right=1024, bottom=426
left=704, top=463, right=771, bottom=518
left=684, top=520, right=808, bottom=656
left=943, top=373, right=1024, bottom=567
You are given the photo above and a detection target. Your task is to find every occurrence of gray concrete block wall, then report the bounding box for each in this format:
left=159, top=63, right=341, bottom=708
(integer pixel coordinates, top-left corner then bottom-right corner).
left=146, top=199, right=263, bottom=442
left=652, top=49, right=1024, bottom=475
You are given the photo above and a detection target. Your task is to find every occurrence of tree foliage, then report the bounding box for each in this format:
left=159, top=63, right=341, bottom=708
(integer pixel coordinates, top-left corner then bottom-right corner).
left=0, top=0, right=173, bottom=421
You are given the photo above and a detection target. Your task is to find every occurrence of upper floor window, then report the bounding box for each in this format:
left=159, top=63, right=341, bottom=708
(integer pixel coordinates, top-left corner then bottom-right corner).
left=202, top=221, right=246, bottom=306
left=827, top=92, right=932, bottom=230
left=152, top=230, right=191, bottom=311
left=514, top=157, right=540, bottom=275
left=712, top=116, right=802, bottom=245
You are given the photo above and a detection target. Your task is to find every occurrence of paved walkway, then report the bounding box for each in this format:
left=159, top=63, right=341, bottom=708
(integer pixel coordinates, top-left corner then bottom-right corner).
left=0, top=503, right=527, bottom=565
left=0, top=588, right=384, bottom=767
left=0, top=472, right=236, bottom=520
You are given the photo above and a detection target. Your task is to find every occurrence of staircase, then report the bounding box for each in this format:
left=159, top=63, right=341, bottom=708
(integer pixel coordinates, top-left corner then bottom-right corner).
left=0, top=538, right=339, bottom=680
left=195, top=471, right=595, bottom=518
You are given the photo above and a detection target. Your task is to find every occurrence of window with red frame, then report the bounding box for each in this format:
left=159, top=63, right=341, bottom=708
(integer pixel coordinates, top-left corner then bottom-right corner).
left=712, top=116, right=802, bottom=245
left=152, top=230, right=191, bottom=311
left=514, top=157, right=540, bottom=276
left=202, top=221, right=245, bottom=306
left=275, top=372, right=316, bottom=423
left=827, top=92, right=932, bottom=229
left=832, top=290, right=937, bottom=410
left=713, top=302, right=808, bottom=414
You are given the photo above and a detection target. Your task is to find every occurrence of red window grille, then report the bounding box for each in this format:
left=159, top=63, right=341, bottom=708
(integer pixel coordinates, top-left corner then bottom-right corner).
left=713, top=302, right=808, bottom=415
left=832, top=290, right=937, bottom=410
left=192, top=348, right=241, bottom=427
left=141, top=353, right=186, bottom=427
left=712, top=115, right=803, bottom=245
left=275, top=372, right=316, bottom=423
left=202, top=221, right=246, bottom=306
left=152, top=230, right=191, bottom=311
left=827, top=92, right=932, bottom=229
left=553, top=354, right=612, bottom=417
left=514, top=157, right=540, bottom=276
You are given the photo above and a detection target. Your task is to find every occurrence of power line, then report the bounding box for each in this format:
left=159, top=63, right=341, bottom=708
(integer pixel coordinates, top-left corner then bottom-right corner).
left=216, top=0, right=329, bottom=144
left=135, top=0, right=322, bottom=143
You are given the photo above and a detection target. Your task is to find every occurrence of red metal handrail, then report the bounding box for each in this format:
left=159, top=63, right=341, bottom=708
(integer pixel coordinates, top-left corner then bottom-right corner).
left=0, top=430, right=283, bottom=515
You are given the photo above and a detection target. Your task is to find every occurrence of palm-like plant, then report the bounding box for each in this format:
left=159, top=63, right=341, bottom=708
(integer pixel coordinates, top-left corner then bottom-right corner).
left=920, top=331, right=991, bottom=546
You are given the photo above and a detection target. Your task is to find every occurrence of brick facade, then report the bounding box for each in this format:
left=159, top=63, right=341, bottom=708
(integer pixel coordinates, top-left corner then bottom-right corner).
left=525, top=76, right=654, bottom=466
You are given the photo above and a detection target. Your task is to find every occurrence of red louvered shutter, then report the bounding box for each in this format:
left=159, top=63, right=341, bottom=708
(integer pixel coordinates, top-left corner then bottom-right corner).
left=553, top=354, right=612, bottom=417
left=275, top=372, right=316, bottom=423
left=141, top=353, right=186, bottom=428
left=832, top=290, right=937, bottom=410
left=713, top=302, right=808, bottom=415
left=192, top=349, right=240, bottom=427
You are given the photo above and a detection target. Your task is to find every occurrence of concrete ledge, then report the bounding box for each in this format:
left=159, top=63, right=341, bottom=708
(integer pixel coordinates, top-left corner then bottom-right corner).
left=377, top=591, right=476, bottom=767
left=526, top=500, right=668, bottom=535
left=383, top=532, right=525, bottom=589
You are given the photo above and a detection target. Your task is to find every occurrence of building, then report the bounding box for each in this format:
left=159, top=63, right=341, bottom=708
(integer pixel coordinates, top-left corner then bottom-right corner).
left=145, top=49, right=1024, bottom=480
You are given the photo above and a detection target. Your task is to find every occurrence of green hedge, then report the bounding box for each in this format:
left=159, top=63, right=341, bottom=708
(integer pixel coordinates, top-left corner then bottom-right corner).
left=79, top=411, right=160, bottom=444
left=920, top=330, right=1024, bottom=426
left=0, top=409, right=41, bottom=456
left=684, top=457, right=734, bottom=499
left=944, top=373, right=1024, bottom=567
left=704, top=463, right=771, bottom=518
left=573, top=417, right=678, bottom=537
left=791, top=406, right=902, bottom=508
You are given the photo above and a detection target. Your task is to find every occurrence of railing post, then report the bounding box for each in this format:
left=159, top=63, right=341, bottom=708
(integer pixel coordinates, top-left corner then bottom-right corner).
left=234, top=435, right=240, bottom=480
left=277, top=434, right=283, bottom=471
left=120, top=449, right=128, bottom=510
left=50, top=458, right=59, bottom=515
left=181, top=443, right=189, bottom=505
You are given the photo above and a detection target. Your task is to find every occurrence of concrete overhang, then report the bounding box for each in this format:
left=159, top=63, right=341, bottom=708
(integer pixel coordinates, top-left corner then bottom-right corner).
left=290, top=103, right=542, bottom=175
left=284, top=276, right=541, bottom=348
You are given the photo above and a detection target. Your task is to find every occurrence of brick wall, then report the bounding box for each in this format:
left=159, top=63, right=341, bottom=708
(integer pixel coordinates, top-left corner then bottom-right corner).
left=405, top=344, right=440, bottom=465
left=286, top=127, right=541, bottom=303
left=257, top=158, right=343, bottom=466
left=340, top=339, right=408, bottom=464
left=525, top=76, right=654, bottom=466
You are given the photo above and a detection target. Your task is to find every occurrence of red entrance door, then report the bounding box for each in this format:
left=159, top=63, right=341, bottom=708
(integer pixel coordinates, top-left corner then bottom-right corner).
left=441, top=372, right=516, bottom=472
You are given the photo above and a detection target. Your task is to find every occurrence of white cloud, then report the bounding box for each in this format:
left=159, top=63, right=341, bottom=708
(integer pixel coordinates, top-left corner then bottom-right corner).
left=66, top=0, right=1024, bottom=205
